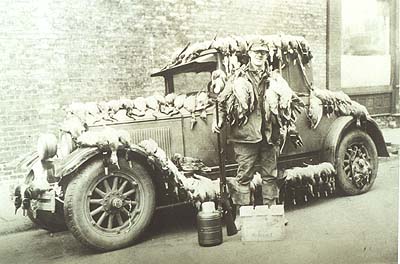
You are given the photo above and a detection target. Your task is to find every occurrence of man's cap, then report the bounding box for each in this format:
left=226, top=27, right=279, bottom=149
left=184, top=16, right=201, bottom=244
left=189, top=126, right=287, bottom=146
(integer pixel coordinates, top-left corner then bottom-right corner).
left=248, top=40, right=268, bottom=52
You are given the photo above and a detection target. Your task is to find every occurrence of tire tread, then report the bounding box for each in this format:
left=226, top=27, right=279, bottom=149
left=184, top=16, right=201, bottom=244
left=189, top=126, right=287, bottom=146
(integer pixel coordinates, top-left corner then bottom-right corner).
left=64, top=159, right=155, bottom=251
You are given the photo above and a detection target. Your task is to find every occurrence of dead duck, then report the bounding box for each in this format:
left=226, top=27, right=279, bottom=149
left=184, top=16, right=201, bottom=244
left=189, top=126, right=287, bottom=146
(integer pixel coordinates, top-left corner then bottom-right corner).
left=174, top=94, right=186, bottom=110
left=184, top=95, right=197, bottom=129
left=133, top=97, right=147, bottom=117
left=195, top=91, right=210, bottom=120
left=308, top=91, right=323, bottom=129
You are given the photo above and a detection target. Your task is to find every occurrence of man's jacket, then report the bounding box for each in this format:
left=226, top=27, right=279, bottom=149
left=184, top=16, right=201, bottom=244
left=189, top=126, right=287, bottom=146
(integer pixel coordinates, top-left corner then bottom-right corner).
left=217, top=64, right=280, bottom=144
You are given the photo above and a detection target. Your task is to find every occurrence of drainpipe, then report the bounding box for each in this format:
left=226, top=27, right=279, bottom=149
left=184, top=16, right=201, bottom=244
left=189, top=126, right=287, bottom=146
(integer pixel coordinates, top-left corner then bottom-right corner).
left=390, top=0, right=399, bottom=114
left=326, top=0, right=342, bottom=91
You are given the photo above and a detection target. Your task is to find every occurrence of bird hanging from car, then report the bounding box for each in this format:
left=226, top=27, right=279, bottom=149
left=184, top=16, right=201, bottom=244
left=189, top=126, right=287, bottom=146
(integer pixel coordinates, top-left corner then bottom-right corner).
left=76, top=127, right=131, bottom=168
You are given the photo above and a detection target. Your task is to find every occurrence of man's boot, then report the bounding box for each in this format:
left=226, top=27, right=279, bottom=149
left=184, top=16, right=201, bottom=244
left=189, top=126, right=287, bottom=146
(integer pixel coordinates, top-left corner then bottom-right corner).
left=263, top=197, right=276, bottom=207
left=261, top=183, right=278, bottom=207
left=262, top=183, right=288, bottom=225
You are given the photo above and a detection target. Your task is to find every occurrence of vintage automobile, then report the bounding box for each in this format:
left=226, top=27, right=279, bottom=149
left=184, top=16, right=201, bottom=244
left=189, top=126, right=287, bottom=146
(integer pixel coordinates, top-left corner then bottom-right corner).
left=12, top=35, right=389, bottom=252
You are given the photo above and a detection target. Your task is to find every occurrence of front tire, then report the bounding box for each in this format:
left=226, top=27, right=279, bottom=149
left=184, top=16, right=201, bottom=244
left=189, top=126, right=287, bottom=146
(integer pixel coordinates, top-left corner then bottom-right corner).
left=64, top=159, right=155, bottom=251
left=335, top=129, right=378, bottom=195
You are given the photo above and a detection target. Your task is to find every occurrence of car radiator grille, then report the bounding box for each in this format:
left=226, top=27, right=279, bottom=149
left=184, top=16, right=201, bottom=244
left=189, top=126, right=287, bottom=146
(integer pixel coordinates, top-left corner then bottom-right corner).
left=129, top=127, right=172, bottom=158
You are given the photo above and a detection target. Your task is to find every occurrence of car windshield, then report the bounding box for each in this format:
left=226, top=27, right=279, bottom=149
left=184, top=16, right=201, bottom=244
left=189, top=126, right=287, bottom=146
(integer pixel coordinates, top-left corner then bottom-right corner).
left=173, top=71, right=211, bottom=95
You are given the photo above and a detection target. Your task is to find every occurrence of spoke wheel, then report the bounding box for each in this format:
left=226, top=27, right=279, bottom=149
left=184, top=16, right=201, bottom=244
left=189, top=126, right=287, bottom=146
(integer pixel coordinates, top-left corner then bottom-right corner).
left=336, top=129, right=378, bottom=195
left=64, top=159, right=155, bottom=251
left=86, top=171, right=142, bottom=232
left=343, top=144, right=373, bottom=189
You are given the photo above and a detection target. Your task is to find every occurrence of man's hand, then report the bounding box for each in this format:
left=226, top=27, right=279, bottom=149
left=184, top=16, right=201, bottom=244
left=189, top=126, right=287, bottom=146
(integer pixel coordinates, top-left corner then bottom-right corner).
left=212, top=119, right=223, bottom=134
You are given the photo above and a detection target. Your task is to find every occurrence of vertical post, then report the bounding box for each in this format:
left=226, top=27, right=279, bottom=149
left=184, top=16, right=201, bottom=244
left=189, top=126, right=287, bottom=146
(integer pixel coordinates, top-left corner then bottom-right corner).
left=164, top=75, right=174, bottom=94
left=326, top=0, right=342, bottom=91
left=390, top=0, right=399, bottom=114
left=216, top=53, right=224, bottom=71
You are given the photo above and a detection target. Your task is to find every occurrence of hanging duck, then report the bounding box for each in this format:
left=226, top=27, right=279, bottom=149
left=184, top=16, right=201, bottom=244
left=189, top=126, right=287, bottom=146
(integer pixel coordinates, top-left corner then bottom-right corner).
left=184, top=95, right=197, bottom=129
left=195, top=91, right=210, bottom=121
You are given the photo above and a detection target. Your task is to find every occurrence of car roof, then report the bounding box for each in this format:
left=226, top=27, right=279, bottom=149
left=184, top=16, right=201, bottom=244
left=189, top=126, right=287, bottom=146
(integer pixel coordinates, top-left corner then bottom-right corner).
left=151, top=49, right=218, bottom=77
left=151, top=34, right=311, bottom=78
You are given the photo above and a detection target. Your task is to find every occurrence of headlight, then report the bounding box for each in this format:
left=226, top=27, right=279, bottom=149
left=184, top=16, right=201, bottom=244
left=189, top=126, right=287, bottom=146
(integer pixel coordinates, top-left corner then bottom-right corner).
left=37, top=133, right=58, bottom=160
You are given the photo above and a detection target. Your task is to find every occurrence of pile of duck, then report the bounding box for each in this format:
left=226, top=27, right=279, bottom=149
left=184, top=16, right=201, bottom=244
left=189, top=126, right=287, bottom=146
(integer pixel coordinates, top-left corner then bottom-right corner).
left=283, top=162, right=336, bottom=204
left=308, top=88, right=370, bottom=129
left=63, top=91, right=213, bottom=128
left=138, top=139, right=219, bottom=205
left=167, top=34, right=313, bottom=74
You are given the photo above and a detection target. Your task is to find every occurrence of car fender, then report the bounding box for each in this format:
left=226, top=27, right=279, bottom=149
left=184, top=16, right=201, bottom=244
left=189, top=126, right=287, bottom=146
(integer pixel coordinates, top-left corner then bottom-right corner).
left=321, top=116, right=389, bottom=164
left=58, top=146, right=166, bottom=191
left=57, top=147, right=102, bottom=184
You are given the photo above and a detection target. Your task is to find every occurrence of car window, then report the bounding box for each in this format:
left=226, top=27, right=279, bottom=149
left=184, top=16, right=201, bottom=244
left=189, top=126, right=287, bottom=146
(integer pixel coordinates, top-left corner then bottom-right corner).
left=174, top=72, right=211, bottom=95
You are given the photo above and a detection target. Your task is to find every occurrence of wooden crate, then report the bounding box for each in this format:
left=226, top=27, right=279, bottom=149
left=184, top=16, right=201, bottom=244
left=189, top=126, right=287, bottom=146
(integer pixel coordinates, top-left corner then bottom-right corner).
left=240, top=205, right=285, bottom=241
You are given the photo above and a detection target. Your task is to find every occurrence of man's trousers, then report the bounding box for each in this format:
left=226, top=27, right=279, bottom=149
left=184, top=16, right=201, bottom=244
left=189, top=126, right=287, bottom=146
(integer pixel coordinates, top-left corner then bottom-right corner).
left=233, top=140, right=279, bottom=205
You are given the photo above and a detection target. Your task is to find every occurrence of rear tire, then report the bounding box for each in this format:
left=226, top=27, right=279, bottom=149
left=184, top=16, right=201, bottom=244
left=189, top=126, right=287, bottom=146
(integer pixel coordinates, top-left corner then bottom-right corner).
left=64, top=159, right=155, bottom=251
left=335, top=129, right=378, bottom=195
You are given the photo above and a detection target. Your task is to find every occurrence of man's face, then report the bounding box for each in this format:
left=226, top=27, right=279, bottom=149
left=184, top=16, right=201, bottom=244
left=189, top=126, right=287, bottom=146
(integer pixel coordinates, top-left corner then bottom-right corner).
left=248, top=50, right=268, bottom=68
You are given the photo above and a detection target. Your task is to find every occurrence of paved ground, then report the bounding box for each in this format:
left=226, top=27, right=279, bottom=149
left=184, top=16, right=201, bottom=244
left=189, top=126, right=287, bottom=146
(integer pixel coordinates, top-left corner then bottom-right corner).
left=0, top=128, right=398, bottom=236
left=0, top=128, right=397, bottom=264
left=381, top=127, right=400, bottom=146
left=0, top=156, right=397, bottom=264
left=0, top=183, right=35, bottom=235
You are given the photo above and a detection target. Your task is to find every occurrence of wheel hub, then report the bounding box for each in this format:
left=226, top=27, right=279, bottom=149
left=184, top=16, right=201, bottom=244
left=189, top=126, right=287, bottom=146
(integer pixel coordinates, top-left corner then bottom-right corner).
left=112, top=198, right=123, bottom=209
left=87, top=173, right=142, bottom=231
left=103, top=191, right=125, bottom=213
left=348, top=146, right=372, bottom=189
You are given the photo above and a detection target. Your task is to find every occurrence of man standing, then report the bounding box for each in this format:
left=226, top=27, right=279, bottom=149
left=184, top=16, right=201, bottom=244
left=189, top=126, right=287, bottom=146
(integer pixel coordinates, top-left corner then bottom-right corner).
left=212, top=40, right=280, bottom=208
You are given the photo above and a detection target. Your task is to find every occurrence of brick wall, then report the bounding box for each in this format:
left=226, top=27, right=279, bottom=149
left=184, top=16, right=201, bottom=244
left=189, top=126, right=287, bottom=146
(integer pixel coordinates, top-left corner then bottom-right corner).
left=327, top=0, right=341, bottom=91
left=0, top=0, right=327, bottom=181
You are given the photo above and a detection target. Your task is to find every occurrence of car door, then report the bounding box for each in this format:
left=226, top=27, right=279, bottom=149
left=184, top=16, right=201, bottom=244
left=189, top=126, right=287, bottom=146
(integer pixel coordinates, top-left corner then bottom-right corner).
left=279, top=57, right=338, bottom=163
